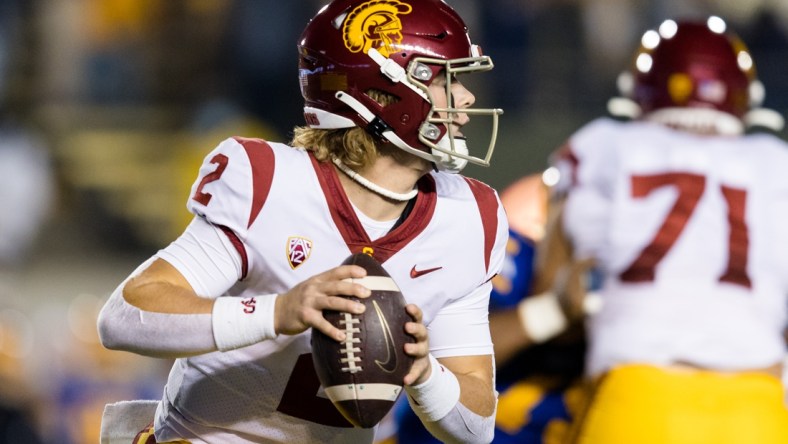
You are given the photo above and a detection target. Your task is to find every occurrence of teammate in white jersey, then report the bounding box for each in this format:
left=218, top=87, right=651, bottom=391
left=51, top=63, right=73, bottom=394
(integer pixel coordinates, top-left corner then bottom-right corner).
left=96, top=1, right=506, bottom=443
left=545, top=17, right=788, bottom=444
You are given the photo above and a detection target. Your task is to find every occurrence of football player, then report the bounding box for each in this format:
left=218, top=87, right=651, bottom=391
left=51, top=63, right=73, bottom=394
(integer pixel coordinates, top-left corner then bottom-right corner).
left=547, top=17, right=788, bottom=444
left=486, top=174, right=592, bottom=444
left=96, top=1, right=507, bottom=443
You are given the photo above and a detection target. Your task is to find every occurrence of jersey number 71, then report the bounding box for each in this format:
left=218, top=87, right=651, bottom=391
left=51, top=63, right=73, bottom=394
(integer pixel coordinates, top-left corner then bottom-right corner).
left=619, top=172, right=751, bottom=288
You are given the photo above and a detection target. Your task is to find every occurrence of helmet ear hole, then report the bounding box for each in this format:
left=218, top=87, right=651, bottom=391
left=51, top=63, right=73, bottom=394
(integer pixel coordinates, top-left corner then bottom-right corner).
left=365, top=89, right=400, bottom=107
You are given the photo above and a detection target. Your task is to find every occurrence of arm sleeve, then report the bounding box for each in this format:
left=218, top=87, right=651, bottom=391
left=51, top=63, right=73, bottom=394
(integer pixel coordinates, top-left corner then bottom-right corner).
left=405, top=355, right=496, bottom=444
left=97, top=217, right=243, bottom=358
left=420, top=402, right=495, bottom=444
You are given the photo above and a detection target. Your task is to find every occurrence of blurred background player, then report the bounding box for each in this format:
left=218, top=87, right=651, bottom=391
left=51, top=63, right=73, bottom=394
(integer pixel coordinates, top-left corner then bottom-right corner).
left=96, top=0, right=507, bottom=443
left=546, top=16, right=788, bottom=444
left=486, top=174, right=593, bottom=444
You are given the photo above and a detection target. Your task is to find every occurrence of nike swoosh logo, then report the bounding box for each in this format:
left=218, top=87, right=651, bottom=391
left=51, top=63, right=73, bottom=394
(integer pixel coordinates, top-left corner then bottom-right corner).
left=410, top=265, right=443, bottom=279
left=373, top=301, right=398, bottom=374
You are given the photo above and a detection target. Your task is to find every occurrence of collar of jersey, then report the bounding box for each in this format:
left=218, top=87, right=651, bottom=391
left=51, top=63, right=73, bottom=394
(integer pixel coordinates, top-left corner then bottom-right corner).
left=310, top=153, right=437, bottom=263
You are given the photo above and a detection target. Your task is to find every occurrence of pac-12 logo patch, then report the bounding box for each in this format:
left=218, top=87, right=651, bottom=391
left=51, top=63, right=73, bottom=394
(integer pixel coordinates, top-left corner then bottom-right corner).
left=342, top=0, right=412, bottom=58
left=287, top=236, right=313, bottom=269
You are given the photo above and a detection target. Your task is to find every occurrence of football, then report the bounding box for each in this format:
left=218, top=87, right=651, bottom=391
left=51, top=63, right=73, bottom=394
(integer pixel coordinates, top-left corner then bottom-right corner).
left=311, top=252, right=415, bottom=428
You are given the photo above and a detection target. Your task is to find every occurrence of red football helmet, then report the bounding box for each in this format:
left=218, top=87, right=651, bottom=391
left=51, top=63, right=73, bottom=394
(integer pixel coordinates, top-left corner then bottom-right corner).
left=610, top=17, right=783, bottom=134
left=298, top=0, right=503, bottom=172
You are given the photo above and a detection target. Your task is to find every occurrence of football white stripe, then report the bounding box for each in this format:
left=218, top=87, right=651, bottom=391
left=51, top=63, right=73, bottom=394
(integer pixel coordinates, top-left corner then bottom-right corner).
left=344, top=275, right=400, bottom=292
left=324, top=383, right=402, bottom=402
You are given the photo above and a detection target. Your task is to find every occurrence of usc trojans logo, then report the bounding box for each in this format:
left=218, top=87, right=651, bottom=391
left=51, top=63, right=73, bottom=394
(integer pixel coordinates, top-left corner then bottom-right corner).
left=668, top=73, right=694, bottom=105
left=342, top=0, right=412, bottom=58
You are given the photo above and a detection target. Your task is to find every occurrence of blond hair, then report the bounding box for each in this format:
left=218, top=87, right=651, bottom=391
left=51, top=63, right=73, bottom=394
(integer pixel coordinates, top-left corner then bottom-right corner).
left=290, top=89, right=407, bottom=170
left=290, top=126, right=378, bottom=169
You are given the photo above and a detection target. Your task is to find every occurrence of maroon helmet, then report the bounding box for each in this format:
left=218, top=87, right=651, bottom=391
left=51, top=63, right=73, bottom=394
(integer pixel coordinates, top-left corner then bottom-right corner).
left=610, top=17, right=782, bottom=134
left=298, top=0, right=502, bottom=172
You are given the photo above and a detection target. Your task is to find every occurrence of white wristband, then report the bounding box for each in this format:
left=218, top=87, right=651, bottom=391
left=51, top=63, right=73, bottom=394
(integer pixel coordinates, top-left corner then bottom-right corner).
left=583, top=291, right=604, bottom=315
left=405, top=354, right=461, bottom=422
left=212, top=294, right=278, bottom=351
left=517, top=292, right=568, bottom=344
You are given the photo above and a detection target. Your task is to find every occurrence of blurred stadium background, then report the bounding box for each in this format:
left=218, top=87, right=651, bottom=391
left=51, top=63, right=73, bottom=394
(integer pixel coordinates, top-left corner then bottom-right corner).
left=0, top=0, right=786, bottom=442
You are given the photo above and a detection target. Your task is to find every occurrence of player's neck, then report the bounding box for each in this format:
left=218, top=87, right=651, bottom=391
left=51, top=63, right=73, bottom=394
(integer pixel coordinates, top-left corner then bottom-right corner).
left=334, top=157, right=423, bottom=221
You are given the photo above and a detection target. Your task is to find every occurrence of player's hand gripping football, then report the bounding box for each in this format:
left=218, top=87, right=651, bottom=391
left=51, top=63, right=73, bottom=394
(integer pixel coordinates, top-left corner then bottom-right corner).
left=402, top=303, right=431, bottom=386
left=274, top=265, right=371, bottom=341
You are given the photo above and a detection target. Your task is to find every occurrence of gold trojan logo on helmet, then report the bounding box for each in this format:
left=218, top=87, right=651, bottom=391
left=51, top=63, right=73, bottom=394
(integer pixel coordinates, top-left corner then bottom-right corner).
left=342, top=0, right=412, bottom=57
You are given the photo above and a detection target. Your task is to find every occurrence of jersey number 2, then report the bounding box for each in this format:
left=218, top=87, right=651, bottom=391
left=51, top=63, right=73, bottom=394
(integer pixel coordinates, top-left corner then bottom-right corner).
left=619, top=172, right=751, bottom=288
left=192, top=154, right=229, bottom=205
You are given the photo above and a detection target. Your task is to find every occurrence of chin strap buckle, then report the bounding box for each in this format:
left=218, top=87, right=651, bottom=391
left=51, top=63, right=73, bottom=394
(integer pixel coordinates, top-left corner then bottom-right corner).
left=366, top=117, right=393, bottom=140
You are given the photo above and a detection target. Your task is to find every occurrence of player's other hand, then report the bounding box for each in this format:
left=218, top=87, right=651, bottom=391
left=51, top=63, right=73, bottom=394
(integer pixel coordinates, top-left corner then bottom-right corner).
left=274, top=265, right=371, bottom=341
left=554, top=258, right=597, bottom=322
left=403, top=303, right=430, bottom=386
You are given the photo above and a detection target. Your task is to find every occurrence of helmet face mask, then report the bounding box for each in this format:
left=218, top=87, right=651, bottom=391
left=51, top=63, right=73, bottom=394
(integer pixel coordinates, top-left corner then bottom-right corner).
left=409, top=52, right=501, bottom=172
left=298, top=0, right=502, bottom=172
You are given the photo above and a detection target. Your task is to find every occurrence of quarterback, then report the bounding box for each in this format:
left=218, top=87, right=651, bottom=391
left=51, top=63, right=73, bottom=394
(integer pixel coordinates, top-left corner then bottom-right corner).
left=96, top=0, right=506, bottom=443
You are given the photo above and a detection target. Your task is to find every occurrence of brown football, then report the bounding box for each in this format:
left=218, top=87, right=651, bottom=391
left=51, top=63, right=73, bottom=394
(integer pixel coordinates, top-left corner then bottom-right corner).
left=311, top=252, right=415, bottom=428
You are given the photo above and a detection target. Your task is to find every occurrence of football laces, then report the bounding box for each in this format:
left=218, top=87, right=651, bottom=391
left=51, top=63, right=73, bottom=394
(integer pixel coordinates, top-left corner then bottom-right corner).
left=339, top=313, right=362, bottom=373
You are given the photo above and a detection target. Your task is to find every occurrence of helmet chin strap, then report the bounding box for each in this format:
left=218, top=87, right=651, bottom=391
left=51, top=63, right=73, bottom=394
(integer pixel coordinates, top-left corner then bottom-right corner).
left=334, top=91, right=467, bottom=173
left=332, top=158, right=418, bottom=202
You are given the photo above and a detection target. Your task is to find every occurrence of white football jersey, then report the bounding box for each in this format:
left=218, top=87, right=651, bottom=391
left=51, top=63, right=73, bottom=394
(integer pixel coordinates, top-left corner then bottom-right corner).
left=555, top=118, right=788, bottom=377
left=152, top=137, right=508, bottom=443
